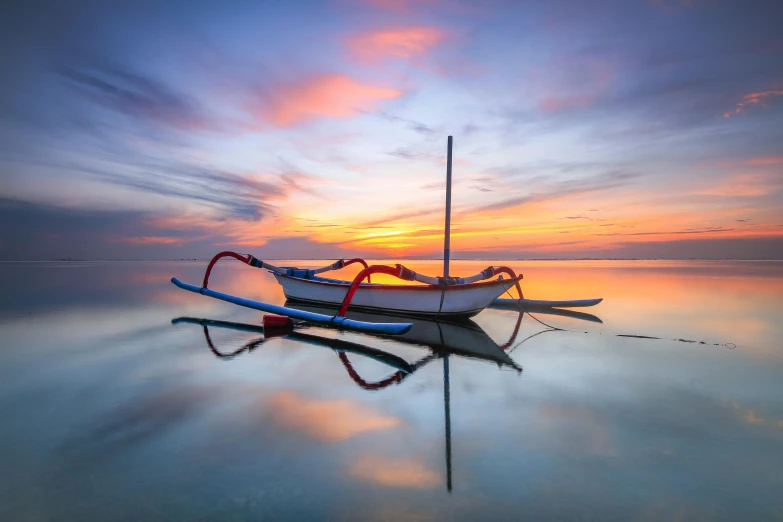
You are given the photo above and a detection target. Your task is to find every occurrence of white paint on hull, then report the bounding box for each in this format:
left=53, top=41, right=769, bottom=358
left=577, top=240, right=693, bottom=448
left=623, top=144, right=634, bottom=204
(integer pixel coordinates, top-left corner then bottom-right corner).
left=274, top=274, right=519, bottom=316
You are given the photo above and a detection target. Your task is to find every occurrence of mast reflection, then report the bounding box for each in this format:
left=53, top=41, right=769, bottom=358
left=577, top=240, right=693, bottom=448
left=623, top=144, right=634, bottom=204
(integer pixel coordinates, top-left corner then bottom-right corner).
left=173, top=310, right=536, bottom=492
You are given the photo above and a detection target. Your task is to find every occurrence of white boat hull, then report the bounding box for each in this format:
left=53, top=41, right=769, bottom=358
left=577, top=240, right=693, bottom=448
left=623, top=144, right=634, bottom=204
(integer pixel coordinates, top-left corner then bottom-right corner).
left=274, top=274, right=521, bottom=317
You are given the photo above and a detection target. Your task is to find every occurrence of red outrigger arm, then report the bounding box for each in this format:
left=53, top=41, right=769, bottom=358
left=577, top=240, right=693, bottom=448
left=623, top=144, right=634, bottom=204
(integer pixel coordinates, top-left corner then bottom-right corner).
left=202, top=251, right=371, bottom=289
left=337, top=265, right=408, bottom=316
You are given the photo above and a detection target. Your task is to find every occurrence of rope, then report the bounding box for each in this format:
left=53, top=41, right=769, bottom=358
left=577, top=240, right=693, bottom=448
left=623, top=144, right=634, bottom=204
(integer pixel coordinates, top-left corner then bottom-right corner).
left=501, top=287, right=564, bottom=331
left=506, top=329, right=558, bottom=354
left=436, top=281, right=447, bottom=319
left=497, top=288, right=736, bottom=348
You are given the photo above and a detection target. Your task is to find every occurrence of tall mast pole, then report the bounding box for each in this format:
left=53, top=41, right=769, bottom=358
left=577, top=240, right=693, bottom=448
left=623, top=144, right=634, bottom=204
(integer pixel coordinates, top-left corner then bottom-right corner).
left=443, top=136, right=454, bottom=492
left=444, top=136, right=453, bottom=278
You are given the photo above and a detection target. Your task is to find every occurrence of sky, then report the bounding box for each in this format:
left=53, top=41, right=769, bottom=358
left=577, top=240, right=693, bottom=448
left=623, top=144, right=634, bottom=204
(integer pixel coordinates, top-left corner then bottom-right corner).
left=0, top=0, right=782, bottom=260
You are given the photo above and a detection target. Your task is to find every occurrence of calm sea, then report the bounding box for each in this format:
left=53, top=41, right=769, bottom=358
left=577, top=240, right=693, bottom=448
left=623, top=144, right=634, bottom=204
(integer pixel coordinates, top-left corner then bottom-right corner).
left=1, top=260, right=782, bottom=521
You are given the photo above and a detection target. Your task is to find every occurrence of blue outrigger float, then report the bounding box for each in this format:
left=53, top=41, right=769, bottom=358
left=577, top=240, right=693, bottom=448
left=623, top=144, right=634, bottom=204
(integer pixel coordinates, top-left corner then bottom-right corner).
left=170, top=277, right=414, bottom=335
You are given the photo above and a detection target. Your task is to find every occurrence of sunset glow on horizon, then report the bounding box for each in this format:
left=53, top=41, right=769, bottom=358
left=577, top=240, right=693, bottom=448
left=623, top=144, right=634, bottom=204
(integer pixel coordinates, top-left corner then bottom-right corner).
left=1, top=0, right=781, bottom=260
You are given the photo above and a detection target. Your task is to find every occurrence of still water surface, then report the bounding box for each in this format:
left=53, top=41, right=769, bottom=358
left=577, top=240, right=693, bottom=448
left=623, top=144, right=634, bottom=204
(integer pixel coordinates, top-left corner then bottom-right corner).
left=1, top=260, right=782, bottom=520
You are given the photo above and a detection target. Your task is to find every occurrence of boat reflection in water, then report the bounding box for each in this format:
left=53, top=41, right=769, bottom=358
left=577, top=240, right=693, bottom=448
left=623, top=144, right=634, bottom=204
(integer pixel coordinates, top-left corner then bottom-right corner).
left=172, top=303, right=601, bottom=492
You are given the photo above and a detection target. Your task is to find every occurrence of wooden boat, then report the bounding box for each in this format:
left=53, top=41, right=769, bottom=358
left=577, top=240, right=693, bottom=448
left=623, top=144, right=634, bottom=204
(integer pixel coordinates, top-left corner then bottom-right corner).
left=274, top=268, right=522, bottom=318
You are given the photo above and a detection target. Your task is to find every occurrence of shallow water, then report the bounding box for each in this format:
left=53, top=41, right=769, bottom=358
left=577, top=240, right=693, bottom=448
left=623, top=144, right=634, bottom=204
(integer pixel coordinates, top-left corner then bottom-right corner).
left=1, top=260, right=782, bottom=521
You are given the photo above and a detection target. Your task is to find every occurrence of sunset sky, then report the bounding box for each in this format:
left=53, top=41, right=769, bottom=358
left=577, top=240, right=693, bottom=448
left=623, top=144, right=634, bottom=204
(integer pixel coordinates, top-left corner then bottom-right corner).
left=1, top=0, right=781, bottom=260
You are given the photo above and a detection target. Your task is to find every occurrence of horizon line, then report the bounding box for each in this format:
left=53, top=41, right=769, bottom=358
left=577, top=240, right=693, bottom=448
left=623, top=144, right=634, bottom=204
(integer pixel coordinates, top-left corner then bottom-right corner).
left=1, top=257, right=782, bottom=262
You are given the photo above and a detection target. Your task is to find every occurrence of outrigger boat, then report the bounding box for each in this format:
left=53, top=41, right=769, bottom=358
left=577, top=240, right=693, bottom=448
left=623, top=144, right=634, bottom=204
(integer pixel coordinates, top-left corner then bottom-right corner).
left=171, top=136, right=602, bottom=333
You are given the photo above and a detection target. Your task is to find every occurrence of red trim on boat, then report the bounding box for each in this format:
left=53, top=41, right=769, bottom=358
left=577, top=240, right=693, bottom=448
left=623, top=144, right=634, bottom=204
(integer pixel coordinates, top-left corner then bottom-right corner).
left=274, top=273, right=522, bottom=292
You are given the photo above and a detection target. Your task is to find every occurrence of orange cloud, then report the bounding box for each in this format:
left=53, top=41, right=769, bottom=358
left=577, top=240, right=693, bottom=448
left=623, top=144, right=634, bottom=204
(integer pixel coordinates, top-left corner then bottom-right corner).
left=145, top=213, right=271, bottom=247
left=714, top=156, right=783, bottom=168
left=266, top=391, right=402, bottom=442
left=723, top=89, right=783, bottom=118
left=695, top=173, right=780, bottom=197
left=348, top=454, right=441, bottom=488
left=539, top=94, right=594, bottom=112
left=345, top=27, right=448, bottom=64
left=115, top=235, right=191, bottom=246
left=259, top=75, right=403, bottom=127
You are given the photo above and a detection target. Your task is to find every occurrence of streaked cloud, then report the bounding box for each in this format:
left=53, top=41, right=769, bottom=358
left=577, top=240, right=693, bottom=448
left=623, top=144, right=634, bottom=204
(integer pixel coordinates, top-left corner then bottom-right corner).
left=723, top=89, right=783, bottom=118
left=117, top=236, right=193, bottom=246
left=387, top=147, right=440, bottom=161
left=531, top=55, right=614, bottom=113
left=256, top=75, right=403, bottom=127
left=597, top=227, right=735, bottom=237
left=539, top=94, right=596, bottom=112
left=695, top=173, right=780, bottom=198
left=0, top=198, right=211, bottom=260
left=468, top=170, right=640, bottom=215
left=344, top=26, right=448, bottom=64
left=375, top=110, right=436, bottom=135
left=90, top=163, right=286, bottom=220
left=713, top=156, right=783, bottom=168
left=280, top=171, right=328, bottom=198
left=357, top=207, right=443, bottom=227
left=59, top=64, right=215, bottom=131
left=355, top=0, right=436, bottom=14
